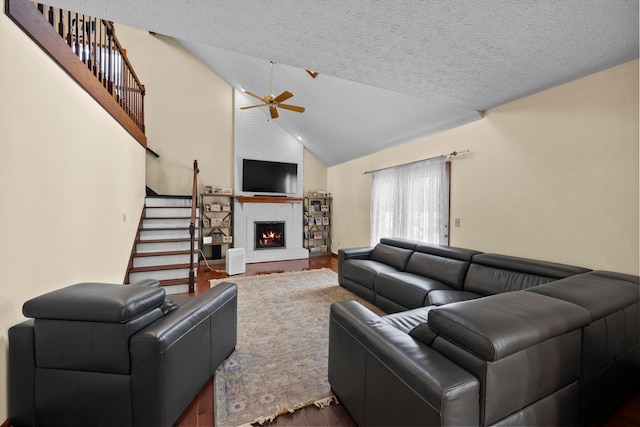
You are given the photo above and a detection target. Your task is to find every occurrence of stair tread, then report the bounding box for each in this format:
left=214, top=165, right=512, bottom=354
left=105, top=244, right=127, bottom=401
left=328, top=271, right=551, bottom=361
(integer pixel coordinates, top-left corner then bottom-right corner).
left=129, top=263, right=193, bottom=273
left=143, top=216, right=195, bottom=220
left=159, top=278, right=191, bottom=287
left=136, top=237, right=192, bottom=244
left=139, top=226, right=191, bottom=231
left=134, top=250, right=196, bottom=257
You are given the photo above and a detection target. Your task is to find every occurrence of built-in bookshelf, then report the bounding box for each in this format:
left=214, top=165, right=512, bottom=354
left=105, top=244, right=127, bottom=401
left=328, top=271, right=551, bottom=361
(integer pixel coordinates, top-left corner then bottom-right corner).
left=200, top=192, right=233, bottom=261
left=303, top=196, right=331, bottom=257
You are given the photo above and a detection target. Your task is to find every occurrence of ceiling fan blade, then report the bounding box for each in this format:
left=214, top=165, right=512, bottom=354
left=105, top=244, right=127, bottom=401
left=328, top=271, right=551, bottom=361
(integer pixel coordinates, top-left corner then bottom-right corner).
left=274, top=91, right=293, bottom=103
left=270, top=107, right=279, bottom=119
left=240, top=104, right=267, bottom=110
left=244, top=90, right=265, bottom=101
left=278, top=104, right=305, bottom=113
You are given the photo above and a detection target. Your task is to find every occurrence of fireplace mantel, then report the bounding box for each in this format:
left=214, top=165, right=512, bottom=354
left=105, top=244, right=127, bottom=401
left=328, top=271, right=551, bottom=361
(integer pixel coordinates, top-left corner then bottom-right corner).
left=236, top=196, right=303, bottom=204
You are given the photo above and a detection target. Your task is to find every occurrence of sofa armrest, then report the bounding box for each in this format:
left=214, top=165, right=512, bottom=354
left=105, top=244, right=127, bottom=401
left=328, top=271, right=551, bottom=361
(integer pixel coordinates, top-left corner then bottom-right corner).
left=8, top=319, right=36, bottom=427
left=329, top=301, right=479, bottom=426
left=338, top=247, right=374, bottom=283
left=130, top=282, right=237, bottom=427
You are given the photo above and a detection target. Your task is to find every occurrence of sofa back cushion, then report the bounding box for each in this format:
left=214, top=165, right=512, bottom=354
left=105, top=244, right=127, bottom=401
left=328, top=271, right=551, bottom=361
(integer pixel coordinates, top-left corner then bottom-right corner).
left=405, top=252, right=470, bottom=290
left=464, top=254, right=590, bottom=296
left=23, top=283, right=166, bottom=374
left=370, top=243, right=413, bottom=271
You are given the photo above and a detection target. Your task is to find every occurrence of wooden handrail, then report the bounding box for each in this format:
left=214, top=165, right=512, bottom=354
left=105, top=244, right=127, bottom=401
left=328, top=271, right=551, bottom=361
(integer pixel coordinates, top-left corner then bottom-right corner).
left=5, top=0, right=146, bottom=146
left=188, top=160, right=199, bottom=293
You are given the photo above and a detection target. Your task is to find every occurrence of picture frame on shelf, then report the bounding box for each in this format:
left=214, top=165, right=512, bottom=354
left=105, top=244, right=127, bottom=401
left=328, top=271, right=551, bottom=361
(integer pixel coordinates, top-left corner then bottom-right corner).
left=221, top=203, right=231, bottom=211
left=322, top=217, right=330, bottom=225
left=312, top=200, right=322, bottom=211
left=223, top=235, right=233, bottom=243
left=304, top=231, right=310, bottom=239
left=221, top=220, right=230, bottom=227
left=204, top=186, right=213, bottom=194
left=313, top=231, right=323, bottom=239
left=202, top=218, right=210, bottom=228
left=315, top=217, right=323, bottom=225
left=203, top=236, right=213, bottom=244
left=211, top=218, right=222, bottom=226
left=213, top=187, right=223, bottom=194
left=204, top=204, right=211, bottom=212
left=321, top=205, right=329, bottom=212
left=213, top=233, right=223, bottom=243
left=210, top=203, right=221, bottom=211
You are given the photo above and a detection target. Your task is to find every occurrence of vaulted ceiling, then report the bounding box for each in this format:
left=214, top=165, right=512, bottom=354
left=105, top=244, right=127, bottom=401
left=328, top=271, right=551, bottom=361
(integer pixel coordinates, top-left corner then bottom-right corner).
left=43, top=0, right=639, bottom=166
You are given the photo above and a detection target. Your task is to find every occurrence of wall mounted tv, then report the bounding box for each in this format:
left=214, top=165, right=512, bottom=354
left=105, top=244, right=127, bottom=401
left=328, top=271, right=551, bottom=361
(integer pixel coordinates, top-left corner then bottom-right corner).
left=242, top=159, right=298, bottom=195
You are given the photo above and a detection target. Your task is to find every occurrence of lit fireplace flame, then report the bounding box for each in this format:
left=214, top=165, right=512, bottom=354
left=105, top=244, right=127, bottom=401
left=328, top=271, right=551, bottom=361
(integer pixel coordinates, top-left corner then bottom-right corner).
left=259, top=230, right=283, bottom=246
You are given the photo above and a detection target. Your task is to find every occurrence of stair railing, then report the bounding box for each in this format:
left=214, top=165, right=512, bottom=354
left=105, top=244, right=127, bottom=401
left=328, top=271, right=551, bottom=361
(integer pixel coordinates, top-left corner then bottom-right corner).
left=5, top=0, right=146, bottom=146
left=189, top=160, right=199, bottom=293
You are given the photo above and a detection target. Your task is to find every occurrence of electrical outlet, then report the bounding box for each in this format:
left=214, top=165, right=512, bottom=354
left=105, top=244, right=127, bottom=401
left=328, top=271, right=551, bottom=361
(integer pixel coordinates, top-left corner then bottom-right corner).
left=454, top=218, right=461, bottom=227
left=123, top=213, right=127, bottom=222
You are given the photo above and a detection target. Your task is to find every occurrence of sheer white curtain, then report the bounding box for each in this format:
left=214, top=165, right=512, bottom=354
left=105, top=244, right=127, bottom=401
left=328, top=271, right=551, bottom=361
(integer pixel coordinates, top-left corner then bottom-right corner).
left=370, top=156, right=449, bottom=245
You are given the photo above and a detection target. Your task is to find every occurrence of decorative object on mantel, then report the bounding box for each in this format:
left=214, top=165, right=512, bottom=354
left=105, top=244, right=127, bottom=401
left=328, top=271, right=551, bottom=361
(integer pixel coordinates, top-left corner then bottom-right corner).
left=211, top=269, right=383, bottom=426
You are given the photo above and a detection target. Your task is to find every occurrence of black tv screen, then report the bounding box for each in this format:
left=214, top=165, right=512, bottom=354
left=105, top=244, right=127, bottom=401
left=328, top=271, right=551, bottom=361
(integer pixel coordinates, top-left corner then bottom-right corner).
left=242, top=159, right=298, bottom=194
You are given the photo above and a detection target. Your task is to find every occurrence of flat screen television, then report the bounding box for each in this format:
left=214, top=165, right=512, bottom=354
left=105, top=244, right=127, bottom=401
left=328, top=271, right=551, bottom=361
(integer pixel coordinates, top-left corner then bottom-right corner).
left=242, top=159, right=298, bottom=194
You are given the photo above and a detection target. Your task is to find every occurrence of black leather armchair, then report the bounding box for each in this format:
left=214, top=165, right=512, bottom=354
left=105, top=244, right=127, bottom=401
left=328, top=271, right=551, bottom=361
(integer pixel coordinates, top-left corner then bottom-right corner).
left=9, top=280, right=238, bottom=427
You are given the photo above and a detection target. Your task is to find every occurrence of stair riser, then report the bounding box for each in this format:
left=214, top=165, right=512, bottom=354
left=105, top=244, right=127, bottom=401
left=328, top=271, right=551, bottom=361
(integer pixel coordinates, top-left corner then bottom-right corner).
left=137, top=241, right=198, bottom=253
left=164, top=284, right=190, bottom=295
left=145, top=197, right=193, bottom=208
left=139, top=229, right=197, bottom=240
left=133, top=254, right=198, bottom=268
left=145, top=207, right=197, bottom=218
left=129, top=268, right=196, bottom=282
left=143, top=219, right=192, bottom=229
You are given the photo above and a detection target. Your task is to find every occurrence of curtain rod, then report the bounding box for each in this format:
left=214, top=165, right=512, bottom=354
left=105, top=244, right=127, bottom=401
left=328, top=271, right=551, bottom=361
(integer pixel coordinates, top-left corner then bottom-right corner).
left=362, top=150, right=470, bottom=175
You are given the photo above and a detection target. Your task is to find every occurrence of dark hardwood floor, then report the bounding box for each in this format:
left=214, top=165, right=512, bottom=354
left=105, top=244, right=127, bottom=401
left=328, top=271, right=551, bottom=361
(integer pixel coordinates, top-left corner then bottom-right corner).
left=174, top=255, right=640, bottom=427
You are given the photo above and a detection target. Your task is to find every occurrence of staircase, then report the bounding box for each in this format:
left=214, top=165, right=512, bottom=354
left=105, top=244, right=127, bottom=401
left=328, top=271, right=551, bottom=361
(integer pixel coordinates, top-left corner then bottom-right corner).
left=126, top=196, right=199, bottom=295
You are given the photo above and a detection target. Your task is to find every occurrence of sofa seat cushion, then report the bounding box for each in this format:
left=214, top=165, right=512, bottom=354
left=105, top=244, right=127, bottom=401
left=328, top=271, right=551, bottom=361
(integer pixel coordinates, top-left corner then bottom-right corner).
left=382, top=306, right=436, bottom=333
left=428, top=290, right=482, bottom=306
left=341, top=259, right=401, bottom=290
left=375, top=272, right=452, bottom=309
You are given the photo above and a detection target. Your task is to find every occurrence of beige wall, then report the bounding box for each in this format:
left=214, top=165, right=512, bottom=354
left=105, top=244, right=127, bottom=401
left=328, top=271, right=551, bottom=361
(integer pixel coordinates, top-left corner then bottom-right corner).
left=0, top=5, right=146, bottom=421
left=115, top=26, right=234, bottom=196
left=303, top=149, right=328, bottom=195
left=329, top=60, right=639, bottom=275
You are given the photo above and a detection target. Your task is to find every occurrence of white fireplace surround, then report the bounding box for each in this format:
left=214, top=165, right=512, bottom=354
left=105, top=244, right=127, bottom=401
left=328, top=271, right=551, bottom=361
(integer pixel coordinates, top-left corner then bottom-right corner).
left=233, top=200, right=308, bottom=263
left=233, top=89, right=308, bottom=263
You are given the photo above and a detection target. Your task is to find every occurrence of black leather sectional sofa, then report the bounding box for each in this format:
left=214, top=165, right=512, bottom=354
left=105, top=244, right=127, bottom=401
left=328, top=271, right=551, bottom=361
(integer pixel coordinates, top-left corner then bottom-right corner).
left=8, top=279, right=238, bottom=427
left=331, top=237, right=639, bottom=426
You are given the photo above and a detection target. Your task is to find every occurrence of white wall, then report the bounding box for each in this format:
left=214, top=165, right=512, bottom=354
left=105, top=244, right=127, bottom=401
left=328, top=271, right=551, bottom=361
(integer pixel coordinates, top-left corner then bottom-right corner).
left=0, top=4, right=146, bottom=421
left=329, top=60, right=639, bottom=274
left=114, top=26, right=234, bottom=196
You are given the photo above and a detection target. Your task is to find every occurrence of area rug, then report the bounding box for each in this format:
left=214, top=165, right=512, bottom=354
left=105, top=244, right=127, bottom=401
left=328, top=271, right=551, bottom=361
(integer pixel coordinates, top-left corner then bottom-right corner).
left=210, top=269, right=381, bottom=426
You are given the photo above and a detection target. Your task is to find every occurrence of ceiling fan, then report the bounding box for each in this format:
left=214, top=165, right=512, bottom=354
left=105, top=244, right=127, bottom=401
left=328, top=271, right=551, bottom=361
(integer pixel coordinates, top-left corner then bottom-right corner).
left=240, top=61, right=305, bottom=119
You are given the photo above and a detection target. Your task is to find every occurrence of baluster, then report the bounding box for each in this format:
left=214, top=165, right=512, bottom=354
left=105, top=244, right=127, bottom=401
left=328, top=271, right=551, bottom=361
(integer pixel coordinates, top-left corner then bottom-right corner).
left=47, top=5, right=54, bottom=25
left=87, top=17, right=92, bottom=70
left=74, top=12, right=80, bottom=60
left=37, top=3, right=43, bottom=14
left=67, top=11, right=72, bottom=47
left=81, top=14, right=86, bottom=64
left=98, top=20, right=103, bottom=84
left=58, top=9, right=64, bottom=37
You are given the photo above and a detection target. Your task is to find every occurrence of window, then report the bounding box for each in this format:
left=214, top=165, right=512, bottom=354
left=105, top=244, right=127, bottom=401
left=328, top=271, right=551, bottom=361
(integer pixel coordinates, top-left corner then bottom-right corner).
left=370, top=156, right=449, bottom=245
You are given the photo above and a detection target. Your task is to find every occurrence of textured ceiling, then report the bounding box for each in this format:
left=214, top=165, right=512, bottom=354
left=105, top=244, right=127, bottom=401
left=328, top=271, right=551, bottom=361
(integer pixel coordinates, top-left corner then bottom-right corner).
left=41, top=0, right=639, bottom=166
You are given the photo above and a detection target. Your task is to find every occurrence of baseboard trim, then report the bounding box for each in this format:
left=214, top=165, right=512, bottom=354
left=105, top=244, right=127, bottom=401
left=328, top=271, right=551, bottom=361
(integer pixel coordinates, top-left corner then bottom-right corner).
left=2, top=417, right=11, bottom=427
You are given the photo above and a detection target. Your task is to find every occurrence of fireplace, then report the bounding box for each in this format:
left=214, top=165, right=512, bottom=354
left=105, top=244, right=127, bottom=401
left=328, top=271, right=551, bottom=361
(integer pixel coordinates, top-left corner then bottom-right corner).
left=255, top=221, right=285, bottom=249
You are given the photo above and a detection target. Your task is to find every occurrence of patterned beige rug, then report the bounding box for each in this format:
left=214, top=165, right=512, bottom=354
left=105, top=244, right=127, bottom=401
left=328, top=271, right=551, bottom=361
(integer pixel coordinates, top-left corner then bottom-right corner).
left=210, top=268, right=381, bottom=426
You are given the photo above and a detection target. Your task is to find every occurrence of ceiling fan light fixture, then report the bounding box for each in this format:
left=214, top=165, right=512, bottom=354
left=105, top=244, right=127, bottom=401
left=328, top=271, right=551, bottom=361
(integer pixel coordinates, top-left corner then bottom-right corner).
left=238, top=61, right=305, bottom=119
